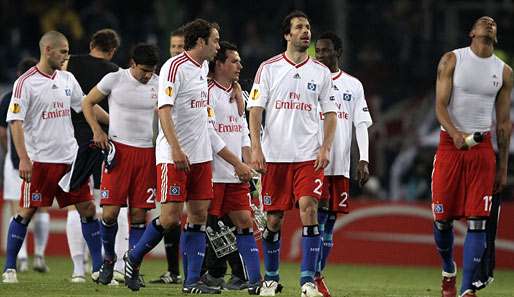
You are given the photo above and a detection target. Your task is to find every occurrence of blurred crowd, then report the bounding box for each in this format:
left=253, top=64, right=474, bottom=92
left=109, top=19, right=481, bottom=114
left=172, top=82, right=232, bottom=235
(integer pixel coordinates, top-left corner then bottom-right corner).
left=1, top=0, right=514, bottom=200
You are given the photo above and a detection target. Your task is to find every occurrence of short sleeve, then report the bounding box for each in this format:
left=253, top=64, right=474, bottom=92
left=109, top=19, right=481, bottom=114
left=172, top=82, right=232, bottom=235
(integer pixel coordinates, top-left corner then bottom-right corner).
left=318, top=69, right=338, bottom=114
left=353, top=82, right=373, bottom=128
left=96, top=70, right=120, bottom=96
left=158, top=62, right=180, bottom=108
left=247, top=63, right=270, bottom=109
left=69, top=74, right=84, bottom=113
left=6, top=78, right=31, bottom=122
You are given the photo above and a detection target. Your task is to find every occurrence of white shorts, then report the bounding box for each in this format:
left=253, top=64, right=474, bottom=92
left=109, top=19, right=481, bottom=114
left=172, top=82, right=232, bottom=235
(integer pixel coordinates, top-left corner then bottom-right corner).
left=3, top=156, right=22, bottom=201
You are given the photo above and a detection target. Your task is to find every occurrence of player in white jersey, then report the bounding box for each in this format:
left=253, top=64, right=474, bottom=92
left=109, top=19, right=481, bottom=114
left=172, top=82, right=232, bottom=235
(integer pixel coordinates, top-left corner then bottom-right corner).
left=203, top=41, right=262, bottom=295
left=432, top=17, right=512, bottom=297
left=81, top=44, right=160, bottom=285
left=123, top=19, right=253, bottom=293
left=314, top=32, right=373, bottom=297
left=151, top=27, right=186, bottom=285
left=0, top=57, right=52, bottom=274
left=248, top=11, right=337, bottom=297
left=2, top=31, right=103, bottom=284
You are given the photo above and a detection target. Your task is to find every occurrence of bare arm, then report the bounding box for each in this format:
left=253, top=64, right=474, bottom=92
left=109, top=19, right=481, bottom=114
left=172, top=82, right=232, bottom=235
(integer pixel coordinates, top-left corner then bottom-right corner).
left=249, top=107, right=265, bottom=173
left=159, top=105, right=190, bottom=172
left=242, top=146, right=251, bottom=164
left=231, top=82, right=245, bottom=116
left=314, top=112, right=337, bottom=171
left=94, top=105, right=109, bottom=126
left=435, top=52, right=466, bottom=149
left=82, top=87, right=109, bottom=149
left=494, top=65, right=513, bottom=193
left=217, top=147, right=252, bottom=182
left=10, top=120, right=32, bottom=181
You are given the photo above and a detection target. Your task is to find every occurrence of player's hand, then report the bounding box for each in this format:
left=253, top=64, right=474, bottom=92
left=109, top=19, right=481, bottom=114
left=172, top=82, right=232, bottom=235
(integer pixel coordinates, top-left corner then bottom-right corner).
left=251, top=147, right=266, bottom=174
left=19, top=157, right=33, bottom=182
left=230, top=82, right=245, bottom=116
left=234, top=162, right=253, bottom=182
left=493, top=168, right=507, bottom=194
left=451, top=131, right=467, bottom=150
left=357, top=160, right=370, bottom=187
left=314, top=146, right=330, bottom=171
left=93, top=129, right=109, bottom=150
left=172, top=148, right=190, bottom=173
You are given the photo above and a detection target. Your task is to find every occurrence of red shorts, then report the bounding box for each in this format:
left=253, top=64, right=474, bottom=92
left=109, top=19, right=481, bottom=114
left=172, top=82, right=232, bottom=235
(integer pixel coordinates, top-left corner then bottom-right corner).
left=209, top=183, right=251, bottom=217
left=320, top=175, right=350, bottom=213
left=19, top=162, right=92, bottom=208
left=261, top=161, right=324, bottom=211
left=431, top=131, right=495, bottom=220
left=157, top=162, right=213, bottom=203
left=100, top=142, right=156, bottom=209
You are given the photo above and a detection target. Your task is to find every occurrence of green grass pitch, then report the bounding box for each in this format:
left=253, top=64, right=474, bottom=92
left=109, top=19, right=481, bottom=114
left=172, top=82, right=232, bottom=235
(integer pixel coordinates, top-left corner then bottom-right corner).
left=0, top=256, right=513, bottom=296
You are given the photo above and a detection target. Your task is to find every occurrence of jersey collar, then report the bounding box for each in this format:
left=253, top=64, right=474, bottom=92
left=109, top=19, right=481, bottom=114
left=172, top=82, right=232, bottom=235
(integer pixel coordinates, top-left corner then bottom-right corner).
left=35, top=66, right=56, bottom=80
left=282, top=53, right=309, bottom=68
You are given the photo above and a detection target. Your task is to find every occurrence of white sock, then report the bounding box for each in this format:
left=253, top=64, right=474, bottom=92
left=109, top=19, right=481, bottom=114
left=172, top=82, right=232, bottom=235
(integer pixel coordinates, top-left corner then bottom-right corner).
left=66, top=210, right=85, bottom=275
left=72, top=255, right=85, bottom=277
left=33, top=211, right=50, bottom=257
left=114, top=207, right=129, bottom=272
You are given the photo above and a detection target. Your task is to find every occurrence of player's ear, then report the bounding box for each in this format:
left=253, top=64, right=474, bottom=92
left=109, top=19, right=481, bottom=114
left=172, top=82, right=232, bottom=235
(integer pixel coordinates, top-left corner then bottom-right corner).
left=129, top=59, right=136, bottom=68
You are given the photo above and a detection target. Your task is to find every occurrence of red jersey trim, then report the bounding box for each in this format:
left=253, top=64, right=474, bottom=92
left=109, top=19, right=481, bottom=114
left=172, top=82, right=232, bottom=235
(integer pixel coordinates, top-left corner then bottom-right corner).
left=14, top=67, right=37, bottom=98
left=35, top=67, right=56, bottom=80
left=212, top=80, right=233, bottom=93
left=254, top=54, right=283, bottom=84
left=167, top=54, right=188, bottom=83
left=332, top=69, right=343, bottom=81
left=184, top=51, right=202, bottom=68
left=282, top=53, right=309, bottom=68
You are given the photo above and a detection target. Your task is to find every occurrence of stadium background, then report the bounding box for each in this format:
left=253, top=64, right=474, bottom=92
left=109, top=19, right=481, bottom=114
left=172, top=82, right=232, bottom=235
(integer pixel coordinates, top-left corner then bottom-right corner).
left=0, top=0, right=513, bottom=270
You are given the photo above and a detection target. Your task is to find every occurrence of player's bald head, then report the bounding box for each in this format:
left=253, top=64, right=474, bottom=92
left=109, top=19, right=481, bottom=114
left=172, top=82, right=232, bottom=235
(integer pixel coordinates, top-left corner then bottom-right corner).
left=39, top=31, right=68, bottom=52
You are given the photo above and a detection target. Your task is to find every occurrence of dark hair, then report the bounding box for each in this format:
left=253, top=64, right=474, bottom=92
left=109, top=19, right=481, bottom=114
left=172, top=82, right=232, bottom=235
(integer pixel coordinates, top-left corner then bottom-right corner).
left=282, top=10, right=309, bottom=36
left=171, top=27, right=185, bottom=38
left=317, top=31, right=343, bottom=53
left=209, top=41, right=238, bottom=70
left=182, top=18, right=220, bottom=51
left=130, top=43, right=159, bottom=66
left=91, top=29, right=121, bottom=52
left=17, top=57, right=38, bottom=75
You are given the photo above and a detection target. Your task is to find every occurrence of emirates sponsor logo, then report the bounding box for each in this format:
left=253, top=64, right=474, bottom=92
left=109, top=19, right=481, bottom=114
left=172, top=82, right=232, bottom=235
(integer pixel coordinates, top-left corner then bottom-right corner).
left=275, top=91, right=312, bottom=111
left=216, top=123, right=243, bottom=133
left=190, top=99, right=208, bottom=108
left=319, top=111, right=349, bottom=120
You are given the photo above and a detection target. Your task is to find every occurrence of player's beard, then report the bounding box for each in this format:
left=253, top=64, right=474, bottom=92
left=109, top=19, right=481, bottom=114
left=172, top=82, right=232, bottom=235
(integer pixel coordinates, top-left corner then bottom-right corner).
left=294, top=40, right=310, bottom=53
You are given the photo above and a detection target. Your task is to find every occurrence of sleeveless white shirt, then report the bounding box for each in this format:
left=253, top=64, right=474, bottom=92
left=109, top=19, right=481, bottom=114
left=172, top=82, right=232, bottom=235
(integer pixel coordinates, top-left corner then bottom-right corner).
left=447, top=47, right=504, bottom=133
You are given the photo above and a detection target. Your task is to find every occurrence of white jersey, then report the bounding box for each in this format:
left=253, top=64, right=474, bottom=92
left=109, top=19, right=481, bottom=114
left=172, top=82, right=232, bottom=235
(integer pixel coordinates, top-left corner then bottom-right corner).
left=208, top=80, right=250, bottom=183
left=97, top=69, right=158, bottom=148
left=248, top=53, right=337, bottom=162
left=6, top=67, right=83, bottom=163
left=320, top=70, right=372, bottom=177
left=156, top=52, right=212, bottom=164
left=448, top=47, right=504, bottom=133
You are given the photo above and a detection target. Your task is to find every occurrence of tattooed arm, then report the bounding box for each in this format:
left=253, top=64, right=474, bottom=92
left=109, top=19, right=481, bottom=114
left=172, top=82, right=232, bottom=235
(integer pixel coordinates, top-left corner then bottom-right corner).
left=494, top=64, right=513, bottom=193
left=435, top=52, right=466, bottom=149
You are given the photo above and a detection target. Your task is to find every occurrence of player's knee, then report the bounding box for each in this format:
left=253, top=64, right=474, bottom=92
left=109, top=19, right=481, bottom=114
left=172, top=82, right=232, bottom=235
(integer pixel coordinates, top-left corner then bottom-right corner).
left=75, top=201, right=96, bottom=218
left=235, top=215, right=253, bottom=230
left=467, top=218, right=487, bottom=231
left=159, top=214, right=180, bottom=230
left=266, top=211, right=283, bottom=231
left=434, top=220, right=453, bottom=231
left=300, top=204, right=318, bottom=219
left=129, top=208, right=147, bottom=224
left=17, top=207, right=37, bottom=222
left=188, top=211, right=208, bottom=225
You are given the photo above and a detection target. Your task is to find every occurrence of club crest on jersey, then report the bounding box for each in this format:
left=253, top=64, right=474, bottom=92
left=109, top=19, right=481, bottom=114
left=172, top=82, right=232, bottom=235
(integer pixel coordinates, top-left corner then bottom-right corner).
left=433, top=203, right=444, bottom=214
left=100, top=190, right=109, bottom=199
left=307, top=81, right=317, bottom=92
left=9, top=103, right=21, bottom=113
left=263, top=195, right=272, bottom=205
left=343, top=93, right=352, bottom=101
left=165, top=86, right=173, bottom=97
left=31, top=193, right=42, bottom=201
left=250, top=88, right=260, bottom=100
left=170, top=185, right=180, bottom=196
left=64, top=88, right=71, bottom=96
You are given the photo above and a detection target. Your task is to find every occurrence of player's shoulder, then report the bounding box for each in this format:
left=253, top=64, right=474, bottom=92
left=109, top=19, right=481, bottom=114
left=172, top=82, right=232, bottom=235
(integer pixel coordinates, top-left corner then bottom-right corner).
left=162, top=52, right=193, bottom=82
left=13, top=67, right=38, bottom=88
left=310, top=58, right=331, bottom=72
left=336, top=70, right=363, bottom=86
left=259, top=54, right=285, bottom=69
